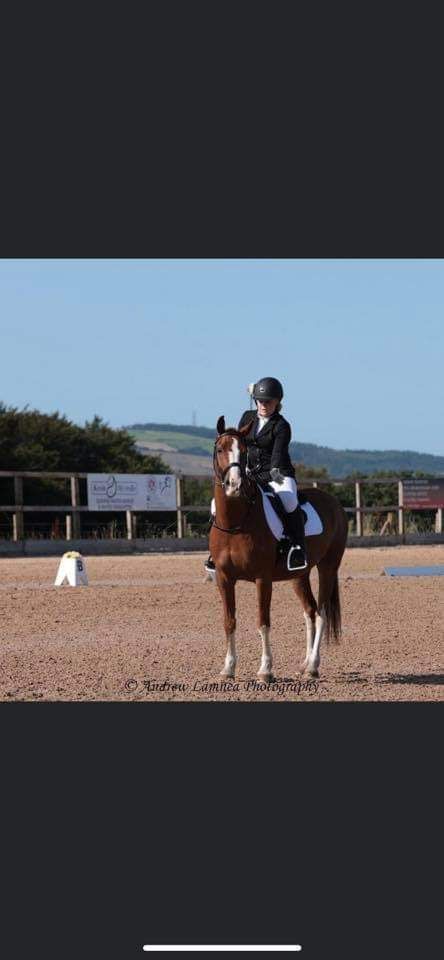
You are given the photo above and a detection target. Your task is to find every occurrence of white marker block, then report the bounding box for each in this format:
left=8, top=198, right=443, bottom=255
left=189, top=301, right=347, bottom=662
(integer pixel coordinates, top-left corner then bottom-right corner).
left=55, top=551, right=88, bottom=587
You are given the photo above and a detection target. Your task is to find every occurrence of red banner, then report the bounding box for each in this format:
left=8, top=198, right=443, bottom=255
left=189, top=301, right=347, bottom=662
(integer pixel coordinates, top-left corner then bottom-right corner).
left=403, top=478, right=444, bottom=508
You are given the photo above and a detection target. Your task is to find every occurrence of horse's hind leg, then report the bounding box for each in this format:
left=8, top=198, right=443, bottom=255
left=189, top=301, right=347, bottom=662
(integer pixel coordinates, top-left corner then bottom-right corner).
left=216, top=572, right=237, bottom=678
left=291, top=574, right=318, bottom=675
left=307, top=606, right=326, bottom=678
left=256, top=577, right=273, bottom=682
left=307, top=555, right=343, bottom=677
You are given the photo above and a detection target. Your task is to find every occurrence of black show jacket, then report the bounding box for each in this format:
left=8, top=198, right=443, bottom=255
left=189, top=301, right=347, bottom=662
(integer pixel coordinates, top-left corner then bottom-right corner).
left=237, top=409, right=296, bottom=483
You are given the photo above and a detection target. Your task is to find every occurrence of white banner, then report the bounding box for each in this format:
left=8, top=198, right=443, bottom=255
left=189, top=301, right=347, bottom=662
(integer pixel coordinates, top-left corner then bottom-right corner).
left=87, top=474, right=177, bottom=511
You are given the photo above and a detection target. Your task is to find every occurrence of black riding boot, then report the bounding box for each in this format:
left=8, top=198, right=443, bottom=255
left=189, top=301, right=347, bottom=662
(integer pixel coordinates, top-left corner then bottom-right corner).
left=283, top=505, right=307, bottom=571
left=204, top=515, right=216, bottom=572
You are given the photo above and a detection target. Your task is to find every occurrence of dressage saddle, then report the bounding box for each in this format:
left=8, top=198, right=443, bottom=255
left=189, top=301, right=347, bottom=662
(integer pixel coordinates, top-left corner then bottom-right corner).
left=258, top=481, right=308, bottom=570
left=258, top=479, right=308, bottom=525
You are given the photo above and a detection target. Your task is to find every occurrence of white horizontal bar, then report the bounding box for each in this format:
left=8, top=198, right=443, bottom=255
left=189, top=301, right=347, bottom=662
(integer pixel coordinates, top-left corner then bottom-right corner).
left=143, top=948, right=302, bottom=953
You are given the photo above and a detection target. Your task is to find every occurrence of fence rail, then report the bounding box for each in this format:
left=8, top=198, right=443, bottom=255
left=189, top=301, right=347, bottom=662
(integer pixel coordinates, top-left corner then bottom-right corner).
left=0, top=472, right=443, bottom=541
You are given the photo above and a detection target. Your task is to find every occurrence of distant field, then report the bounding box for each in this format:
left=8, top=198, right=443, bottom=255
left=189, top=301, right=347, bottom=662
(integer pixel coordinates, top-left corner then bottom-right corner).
left=128, top=423, right=444, bottom=477
left=130, top=429, right=214, bottom=456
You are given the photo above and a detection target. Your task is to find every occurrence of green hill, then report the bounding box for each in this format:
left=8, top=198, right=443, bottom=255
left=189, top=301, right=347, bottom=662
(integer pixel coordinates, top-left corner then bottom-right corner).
left=127, top=422, right=444, bottom=478
left=290, top=442, right=444, bottom=477
left=128, top=426, right=214, bottom=457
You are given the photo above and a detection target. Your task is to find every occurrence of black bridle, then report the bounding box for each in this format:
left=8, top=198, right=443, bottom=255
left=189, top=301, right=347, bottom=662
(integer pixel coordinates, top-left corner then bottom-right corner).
left=212, top=430, right=257, bottom=533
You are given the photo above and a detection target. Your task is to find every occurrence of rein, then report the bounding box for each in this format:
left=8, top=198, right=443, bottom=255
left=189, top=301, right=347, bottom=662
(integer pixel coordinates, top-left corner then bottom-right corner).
left=212, top=431, right=257, bottom=534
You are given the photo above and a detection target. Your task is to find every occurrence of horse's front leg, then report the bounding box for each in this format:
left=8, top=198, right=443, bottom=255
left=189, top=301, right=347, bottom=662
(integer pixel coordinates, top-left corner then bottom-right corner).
left=256, top=577, right=273, bottom=682
left=216, top=571, right=237, bottom=678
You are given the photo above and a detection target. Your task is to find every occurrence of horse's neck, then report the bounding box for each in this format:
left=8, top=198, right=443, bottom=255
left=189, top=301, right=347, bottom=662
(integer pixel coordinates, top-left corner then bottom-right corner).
left=214, top=484, right=251, bottom=527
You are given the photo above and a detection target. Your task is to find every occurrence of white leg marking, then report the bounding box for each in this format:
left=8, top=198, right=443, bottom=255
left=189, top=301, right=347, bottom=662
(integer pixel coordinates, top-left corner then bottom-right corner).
left=221, top=631, right=237, bottom=677
left=258, top=625, right=273, bottom=676
left=301, top=610, right=315, bottom=670
left=307, top=605, right=326, bottom=674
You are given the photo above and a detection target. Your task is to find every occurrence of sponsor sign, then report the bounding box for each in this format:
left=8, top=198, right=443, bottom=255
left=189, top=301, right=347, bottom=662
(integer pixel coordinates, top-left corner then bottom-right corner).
left=402, top=478, right=444, bottom=509
left=87, top=474, right=177, bottom=511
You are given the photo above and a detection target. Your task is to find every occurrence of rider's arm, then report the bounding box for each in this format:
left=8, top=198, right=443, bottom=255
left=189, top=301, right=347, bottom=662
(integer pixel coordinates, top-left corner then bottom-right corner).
left=270, top=419, right=291, bottom=474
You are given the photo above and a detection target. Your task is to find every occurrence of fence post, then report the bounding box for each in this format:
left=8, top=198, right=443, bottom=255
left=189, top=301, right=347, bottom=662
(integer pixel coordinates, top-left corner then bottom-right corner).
left=12, top=476, right=24, bottom=541
left=436, top=508, right=443, bottom=534
left=66, top=515, right=72, bottom=540
left=398, top=480, right=404, bottom=536
left=355, top=481, right=363, bottom=536
left=126, top=510, right=133, bottom=540
left=70, top=476, right=81, bottom=539
left=176, top=474, right=184, bottom=539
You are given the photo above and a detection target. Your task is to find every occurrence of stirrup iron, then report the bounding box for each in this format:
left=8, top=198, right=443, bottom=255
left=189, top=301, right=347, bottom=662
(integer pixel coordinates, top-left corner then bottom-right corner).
left=287, top=543, right=308, bottom=572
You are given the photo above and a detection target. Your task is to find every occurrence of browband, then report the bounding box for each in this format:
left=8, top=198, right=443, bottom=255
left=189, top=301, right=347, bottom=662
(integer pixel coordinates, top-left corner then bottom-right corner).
left=215, top=429, right=246, bottom=443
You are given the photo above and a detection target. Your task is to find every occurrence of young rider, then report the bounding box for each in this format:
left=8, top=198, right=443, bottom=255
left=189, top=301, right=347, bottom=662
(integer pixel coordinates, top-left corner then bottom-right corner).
left=205, top=376, right=307, bottom=572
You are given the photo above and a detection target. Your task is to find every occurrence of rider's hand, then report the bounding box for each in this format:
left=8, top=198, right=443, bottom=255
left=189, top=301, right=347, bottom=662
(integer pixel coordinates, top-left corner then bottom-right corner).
left=270, top=467, right=285, bottom=485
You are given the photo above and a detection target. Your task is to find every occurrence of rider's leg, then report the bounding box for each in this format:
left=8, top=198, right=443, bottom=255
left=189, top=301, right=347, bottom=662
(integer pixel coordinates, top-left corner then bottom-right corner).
left=204, top=498, right=216, bottom=571
left=268, top=475, right=299, bottom=515
left=269, top=476, right=307, bottom=570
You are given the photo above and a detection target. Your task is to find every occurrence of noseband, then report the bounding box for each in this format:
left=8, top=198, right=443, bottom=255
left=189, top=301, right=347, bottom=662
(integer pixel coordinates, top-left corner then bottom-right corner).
left=212, top=430, right=256, bottom=533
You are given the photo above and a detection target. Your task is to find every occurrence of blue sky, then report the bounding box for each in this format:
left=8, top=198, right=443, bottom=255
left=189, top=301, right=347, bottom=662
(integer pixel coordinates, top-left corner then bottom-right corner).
left=1, top=259, right=443, bottom=454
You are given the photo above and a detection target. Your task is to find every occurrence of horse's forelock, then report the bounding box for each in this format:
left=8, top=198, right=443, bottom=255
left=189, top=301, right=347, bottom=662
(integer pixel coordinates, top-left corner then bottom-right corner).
left=218, top=427, right=242, bottom=442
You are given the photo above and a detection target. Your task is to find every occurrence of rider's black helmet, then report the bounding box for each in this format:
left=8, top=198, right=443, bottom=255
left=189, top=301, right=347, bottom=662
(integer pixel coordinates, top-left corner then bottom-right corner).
left=252, top=377, right=284, bottom=401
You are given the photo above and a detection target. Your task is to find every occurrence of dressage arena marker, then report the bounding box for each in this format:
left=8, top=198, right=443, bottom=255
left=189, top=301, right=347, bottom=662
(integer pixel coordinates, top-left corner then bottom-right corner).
left=384, top=565, right=444, bottom=577
left=143, top=948, right=302, bottom=953
left=54, top=551, right=88, bottom=587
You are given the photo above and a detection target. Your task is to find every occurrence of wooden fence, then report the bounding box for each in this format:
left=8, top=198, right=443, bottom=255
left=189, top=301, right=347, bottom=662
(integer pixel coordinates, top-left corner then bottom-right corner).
left=0, top=471, right=443, bottom=541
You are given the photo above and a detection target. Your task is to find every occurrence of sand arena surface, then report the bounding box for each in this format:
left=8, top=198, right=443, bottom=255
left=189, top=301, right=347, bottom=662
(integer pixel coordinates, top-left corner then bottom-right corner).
left=0, top=545, right=442, bottom=702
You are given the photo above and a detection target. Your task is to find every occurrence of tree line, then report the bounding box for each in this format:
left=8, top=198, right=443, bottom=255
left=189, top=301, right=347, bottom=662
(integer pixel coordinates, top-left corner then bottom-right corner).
left=0, top=404, right=169, bottom=535
left=0, top=403, right=169, bottom=474
left=0, top=404, right=437, bottom=538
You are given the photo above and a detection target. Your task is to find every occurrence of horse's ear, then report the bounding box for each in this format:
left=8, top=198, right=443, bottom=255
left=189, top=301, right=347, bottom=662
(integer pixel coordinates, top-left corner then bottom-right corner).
left=216, top=415, right=226, bottom=435
left=239, top=418, right=254, bottom=437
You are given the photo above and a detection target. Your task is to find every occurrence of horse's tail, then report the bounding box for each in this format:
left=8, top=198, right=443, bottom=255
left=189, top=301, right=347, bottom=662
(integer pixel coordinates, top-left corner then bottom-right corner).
left=324, top=569, right=342, bottom=643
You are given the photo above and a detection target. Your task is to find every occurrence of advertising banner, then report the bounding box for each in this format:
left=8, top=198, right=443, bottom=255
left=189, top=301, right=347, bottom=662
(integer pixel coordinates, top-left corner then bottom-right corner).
left=402, top=478, right=444, bottom=509
left=87, top=474, right=177, bottom=511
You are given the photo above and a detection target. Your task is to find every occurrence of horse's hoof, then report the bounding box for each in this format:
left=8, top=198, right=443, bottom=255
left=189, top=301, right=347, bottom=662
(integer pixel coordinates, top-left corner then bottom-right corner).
left=220, top=670, right=235, bottom=680
left=307, top=668, right=319, bottom=679
left=257, top=672, right=273, bottom=684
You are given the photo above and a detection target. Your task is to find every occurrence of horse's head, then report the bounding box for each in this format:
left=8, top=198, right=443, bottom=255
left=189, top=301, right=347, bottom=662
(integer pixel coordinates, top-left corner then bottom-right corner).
left=213, top=415, right=254, bottom=497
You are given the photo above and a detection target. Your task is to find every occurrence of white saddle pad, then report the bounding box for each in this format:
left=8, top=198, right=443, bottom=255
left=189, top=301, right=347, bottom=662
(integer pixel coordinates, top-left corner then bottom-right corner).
left=260, top=488, right=323, bottom=539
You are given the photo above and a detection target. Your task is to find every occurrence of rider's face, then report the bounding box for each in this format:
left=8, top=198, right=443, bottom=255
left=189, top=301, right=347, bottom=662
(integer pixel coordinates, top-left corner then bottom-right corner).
left=256, top=398, right=279, bottom=417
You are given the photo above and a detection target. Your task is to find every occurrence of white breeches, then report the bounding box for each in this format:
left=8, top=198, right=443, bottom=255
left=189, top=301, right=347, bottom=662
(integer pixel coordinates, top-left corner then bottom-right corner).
left=269, top=475, right=299, bottom=512
left=210, top=476, right=298, bottom=516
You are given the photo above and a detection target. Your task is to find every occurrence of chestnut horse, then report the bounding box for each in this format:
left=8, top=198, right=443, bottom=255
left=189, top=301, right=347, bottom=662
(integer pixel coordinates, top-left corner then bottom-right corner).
left=209, top=416, right=348, bottom=680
